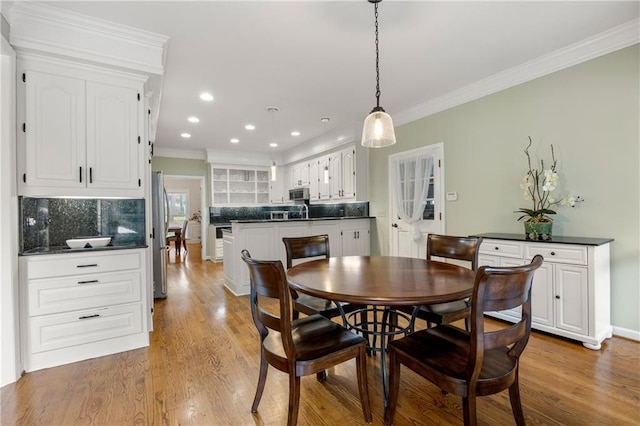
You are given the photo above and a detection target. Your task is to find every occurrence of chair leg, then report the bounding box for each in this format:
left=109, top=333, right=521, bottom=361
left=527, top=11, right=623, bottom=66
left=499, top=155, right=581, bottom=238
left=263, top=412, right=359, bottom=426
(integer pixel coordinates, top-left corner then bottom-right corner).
left=462, top=394, right=478, bottom=426
left=287, top=374, right=301, bottom=426
left=356, top=345, right=372, bottom=423
left=251, top=351, right=269, bottom=413
left=509, top=371, right=526, bottom=426
left=383, top=347, right=400, bottom=426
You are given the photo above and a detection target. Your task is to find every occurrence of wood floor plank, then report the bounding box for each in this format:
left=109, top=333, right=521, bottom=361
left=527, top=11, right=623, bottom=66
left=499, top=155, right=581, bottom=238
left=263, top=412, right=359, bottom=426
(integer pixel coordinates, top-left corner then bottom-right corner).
left=2, top=247, right=639, bottom=425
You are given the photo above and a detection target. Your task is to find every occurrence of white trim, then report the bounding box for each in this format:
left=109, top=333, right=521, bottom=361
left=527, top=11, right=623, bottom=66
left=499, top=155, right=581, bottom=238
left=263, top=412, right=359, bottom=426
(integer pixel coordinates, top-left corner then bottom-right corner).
left=394, top=18, right=640, bottom=127
left=612, top=326, right=640, bottom=342
left=0, top=34, right=20, bottom=386
left=5, top=1, right=168, bottom=75
left=154, top=148, right=206, bottom=161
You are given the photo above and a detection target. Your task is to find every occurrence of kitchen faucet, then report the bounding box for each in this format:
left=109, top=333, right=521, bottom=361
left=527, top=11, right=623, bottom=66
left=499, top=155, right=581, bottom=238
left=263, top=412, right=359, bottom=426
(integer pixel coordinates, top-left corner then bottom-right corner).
left=300, top=204, right=309, bottom=219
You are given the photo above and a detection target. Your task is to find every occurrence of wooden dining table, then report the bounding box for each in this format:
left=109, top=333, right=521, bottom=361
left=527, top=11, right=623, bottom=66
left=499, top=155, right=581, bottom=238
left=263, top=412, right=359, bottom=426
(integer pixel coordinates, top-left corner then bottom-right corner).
left=287, top=255, right=476, bottom=405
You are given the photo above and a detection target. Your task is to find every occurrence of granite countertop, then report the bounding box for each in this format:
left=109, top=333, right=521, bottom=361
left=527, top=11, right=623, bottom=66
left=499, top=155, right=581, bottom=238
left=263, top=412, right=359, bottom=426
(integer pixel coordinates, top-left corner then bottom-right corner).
left=231, top=216, right=375, bottom=224
left=20, top=244, right=148, bottom=256
left=472, top=233, right=614, bottom=246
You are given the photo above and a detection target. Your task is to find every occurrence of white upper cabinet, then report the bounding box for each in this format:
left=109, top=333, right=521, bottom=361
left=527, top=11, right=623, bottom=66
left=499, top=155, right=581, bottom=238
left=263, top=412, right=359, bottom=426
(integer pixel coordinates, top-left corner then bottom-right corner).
left=330, top=147, right=356, bottom=200
left=18, top=59, right=146, bottom=197
left=211, top=165, right=270, bottom=205
left=86, top=82, right=140, bottom=190
left=24, top=71, right=86, bottom=189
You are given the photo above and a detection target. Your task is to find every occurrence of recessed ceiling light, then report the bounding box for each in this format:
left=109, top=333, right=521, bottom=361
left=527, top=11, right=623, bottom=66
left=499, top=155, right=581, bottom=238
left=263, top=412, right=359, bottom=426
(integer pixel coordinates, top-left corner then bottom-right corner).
left=181, top=133, right=191, bottom=138
left=188, top=116, right=200, bottom=123
left=199, top=92, right=214, bottom=102
left=245, top=124, right=255, bottom=130
left=270, top=143, right=278, bottom=147
left=320, top=117, right=330, bottom=123
left=230, top=138, right=239, bottom=143
left=291, top=131, right=300, bottom=136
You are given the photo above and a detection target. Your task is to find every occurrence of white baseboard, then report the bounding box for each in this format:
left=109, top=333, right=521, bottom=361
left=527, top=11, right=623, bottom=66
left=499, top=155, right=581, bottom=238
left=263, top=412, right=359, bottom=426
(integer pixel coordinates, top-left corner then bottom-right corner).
left=612, top=326, right=640, bottom=342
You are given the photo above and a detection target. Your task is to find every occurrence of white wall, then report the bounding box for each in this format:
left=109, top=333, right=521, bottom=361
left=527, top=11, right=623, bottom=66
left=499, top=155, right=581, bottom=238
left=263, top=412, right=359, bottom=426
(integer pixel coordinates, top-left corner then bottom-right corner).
left=1, top=30, right=20, bottom=386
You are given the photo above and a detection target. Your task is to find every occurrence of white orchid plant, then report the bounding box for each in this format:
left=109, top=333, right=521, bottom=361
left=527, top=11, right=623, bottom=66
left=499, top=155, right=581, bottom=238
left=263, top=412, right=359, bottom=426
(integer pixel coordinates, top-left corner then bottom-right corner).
left=516, top=137, right=583, bottom=223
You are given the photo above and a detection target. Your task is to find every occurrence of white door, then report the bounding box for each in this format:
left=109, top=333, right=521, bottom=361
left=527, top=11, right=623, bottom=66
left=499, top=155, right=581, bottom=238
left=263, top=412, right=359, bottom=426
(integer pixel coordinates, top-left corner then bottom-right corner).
left=389, top=143, right=444, bottom=258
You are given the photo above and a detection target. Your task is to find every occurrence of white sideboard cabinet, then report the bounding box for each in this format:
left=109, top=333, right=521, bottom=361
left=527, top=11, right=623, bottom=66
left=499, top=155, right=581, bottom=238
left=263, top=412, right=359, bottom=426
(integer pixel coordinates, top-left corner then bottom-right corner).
left=474, top=233, right=613, bottom=350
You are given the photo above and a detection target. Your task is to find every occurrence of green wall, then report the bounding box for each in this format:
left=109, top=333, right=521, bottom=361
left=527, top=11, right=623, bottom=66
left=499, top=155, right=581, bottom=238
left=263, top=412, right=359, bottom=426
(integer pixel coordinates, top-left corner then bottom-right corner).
left=368, top=45, right=639, bottom=333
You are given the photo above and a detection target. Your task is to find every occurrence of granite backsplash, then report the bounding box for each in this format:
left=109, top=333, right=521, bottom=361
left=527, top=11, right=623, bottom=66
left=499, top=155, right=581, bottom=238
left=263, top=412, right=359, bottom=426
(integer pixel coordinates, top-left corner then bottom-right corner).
left=210, top=201, right=369, bottom=223
left=20, top=197, right=146, bottom=252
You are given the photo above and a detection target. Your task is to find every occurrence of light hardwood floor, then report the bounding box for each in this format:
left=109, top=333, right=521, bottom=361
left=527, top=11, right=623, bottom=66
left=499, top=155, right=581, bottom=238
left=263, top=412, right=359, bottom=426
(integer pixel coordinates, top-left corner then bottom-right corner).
left=2, top=245, right=639, bottom=425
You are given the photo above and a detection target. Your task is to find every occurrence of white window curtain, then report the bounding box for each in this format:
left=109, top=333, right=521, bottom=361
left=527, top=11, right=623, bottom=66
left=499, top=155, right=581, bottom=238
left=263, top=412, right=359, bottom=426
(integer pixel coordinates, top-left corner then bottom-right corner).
left=393, top=153, right=434, bottom=242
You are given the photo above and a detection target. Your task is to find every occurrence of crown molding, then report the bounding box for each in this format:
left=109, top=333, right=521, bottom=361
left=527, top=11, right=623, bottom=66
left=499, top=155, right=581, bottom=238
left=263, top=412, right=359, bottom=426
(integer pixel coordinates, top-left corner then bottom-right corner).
left=154, top=148, right=206, bottom=161
left=394, top=18, right=640, bottom=127
left=5, top=1, right=168, bottom=75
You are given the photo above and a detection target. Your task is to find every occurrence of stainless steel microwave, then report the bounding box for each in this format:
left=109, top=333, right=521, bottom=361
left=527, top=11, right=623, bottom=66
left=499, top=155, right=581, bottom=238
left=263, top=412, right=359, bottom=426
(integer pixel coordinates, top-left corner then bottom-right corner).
left=289, top=187, right=310, bottom=201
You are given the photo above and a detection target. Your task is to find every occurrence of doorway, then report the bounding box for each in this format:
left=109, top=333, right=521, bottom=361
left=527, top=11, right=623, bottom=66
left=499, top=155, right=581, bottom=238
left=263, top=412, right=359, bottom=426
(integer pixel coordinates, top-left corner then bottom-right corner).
left=164, top=175, right=207, bottom=260
left=388, top=143, right=444, bottom=258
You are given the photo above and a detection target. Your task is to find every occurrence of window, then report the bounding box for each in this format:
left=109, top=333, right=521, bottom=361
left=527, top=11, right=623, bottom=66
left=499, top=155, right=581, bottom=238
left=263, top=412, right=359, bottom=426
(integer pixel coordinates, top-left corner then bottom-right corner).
left=167, top=191, right=188, bottom=223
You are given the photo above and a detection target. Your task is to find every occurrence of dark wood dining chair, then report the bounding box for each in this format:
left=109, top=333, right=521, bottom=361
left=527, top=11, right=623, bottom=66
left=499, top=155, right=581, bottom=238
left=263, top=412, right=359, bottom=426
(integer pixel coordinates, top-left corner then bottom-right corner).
left=398, top=234, right=482, bottom=330
left=241, top=250, right=372, bottom=426
left=166, top=219, right=188, bottom=257
left=282, top=235, right=363, bottom=324
left=384, top=255, right=544, bottom=426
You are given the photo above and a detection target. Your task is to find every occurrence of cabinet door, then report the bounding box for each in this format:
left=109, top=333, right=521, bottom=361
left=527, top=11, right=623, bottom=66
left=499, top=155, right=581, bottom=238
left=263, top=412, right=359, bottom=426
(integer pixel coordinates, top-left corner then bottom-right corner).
left=299, top=162, right=311, bottom=187
left=555, top=264, right=589, bottom=335
left=318, top=155, right=331, bottom=200
left=341, top=228, right=370, bottom=256
left=530, top=261, right=554, bottom=327
left=341, top=148, right=356, bottom=199
left=86, top=82, right=139, bottom=190
left=24, top=71, right=86, bottom=188
left=309, top=159, right=320, bottom=201
left=329, top=151, right=343, bottom=199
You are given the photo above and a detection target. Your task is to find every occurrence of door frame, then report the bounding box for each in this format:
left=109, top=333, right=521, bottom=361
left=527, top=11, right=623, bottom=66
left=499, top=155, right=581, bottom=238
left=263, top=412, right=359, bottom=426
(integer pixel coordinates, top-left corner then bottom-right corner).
left=164, top=174, right=207, bottom=260
left=388, top=143, right=445, bottom=258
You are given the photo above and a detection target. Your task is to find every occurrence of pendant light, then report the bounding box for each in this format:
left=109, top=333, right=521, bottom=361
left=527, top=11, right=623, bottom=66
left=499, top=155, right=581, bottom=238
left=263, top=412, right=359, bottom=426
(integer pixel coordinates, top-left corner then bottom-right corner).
left=267, top=106, right=279, bottom=181
left=361, top=0, right=396, bottom=148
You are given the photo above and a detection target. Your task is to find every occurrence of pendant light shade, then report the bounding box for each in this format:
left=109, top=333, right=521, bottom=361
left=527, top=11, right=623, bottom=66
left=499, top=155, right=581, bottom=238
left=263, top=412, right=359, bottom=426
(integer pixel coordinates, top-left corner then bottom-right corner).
left=362, top=0, right=396, bottom=148
left=362, top=107, right=396, bottom=148
left=271, top=161, right=277, bottom=181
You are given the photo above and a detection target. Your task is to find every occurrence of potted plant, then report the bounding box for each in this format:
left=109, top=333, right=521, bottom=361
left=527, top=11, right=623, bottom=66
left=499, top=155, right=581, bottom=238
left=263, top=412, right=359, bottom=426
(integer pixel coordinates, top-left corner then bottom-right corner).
left=516, top=137, right=582, bottom=240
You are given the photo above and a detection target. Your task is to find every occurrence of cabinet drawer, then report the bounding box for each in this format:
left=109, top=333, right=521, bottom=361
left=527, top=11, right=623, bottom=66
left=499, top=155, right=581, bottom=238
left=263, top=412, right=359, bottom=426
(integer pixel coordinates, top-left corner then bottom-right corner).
left=525, top=244, right=587, bottom=265
left=479, top=240, right=523, bottom=259
left=28, top=271, right=142, bottom=316
left=26, top=250, right=142, bottom=279
left=29, top=303, right=144, bottom=354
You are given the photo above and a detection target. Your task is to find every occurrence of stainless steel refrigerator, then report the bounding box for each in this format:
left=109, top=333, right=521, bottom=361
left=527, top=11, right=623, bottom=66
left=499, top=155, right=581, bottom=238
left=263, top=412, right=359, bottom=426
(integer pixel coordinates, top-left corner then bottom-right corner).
left=152, top=170, right=168, bottom=298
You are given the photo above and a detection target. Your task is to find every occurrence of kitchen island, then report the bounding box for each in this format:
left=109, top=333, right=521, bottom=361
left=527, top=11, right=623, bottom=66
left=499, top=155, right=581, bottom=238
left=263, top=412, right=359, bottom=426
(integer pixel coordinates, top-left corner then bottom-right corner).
left=224, top=217, right=373, bottom=295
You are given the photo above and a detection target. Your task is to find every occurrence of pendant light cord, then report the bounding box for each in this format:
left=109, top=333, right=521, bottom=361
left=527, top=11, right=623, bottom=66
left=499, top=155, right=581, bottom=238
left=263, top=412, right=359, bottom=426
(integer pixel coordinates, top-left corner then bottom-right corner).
left=374, top=1, right=381, bottom=108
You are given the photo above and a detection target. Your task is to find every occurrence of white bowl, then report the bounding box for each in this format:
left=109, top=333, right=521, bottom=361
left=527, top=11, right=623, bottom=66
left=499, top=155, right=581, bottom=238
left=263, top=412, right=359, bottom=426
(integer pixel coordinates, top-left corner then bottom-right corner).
left=66, top=237, right=111, bottom=249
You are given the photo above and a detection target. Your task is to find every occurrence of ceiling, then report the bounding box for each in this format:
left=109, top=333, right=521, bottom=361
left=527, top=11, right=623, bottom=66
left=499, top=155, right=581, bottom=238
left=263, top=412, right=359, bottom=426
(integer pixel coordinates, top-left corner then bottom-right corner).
left=6, top=1, right=639, bottom=156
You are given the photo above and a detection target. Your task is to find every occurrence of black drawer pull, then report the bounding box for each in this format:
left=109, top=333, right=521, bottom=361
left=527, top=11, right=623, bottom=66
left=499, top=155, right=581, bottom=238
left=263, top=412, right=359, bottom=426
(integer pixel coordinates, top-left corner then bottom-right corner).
left=555, top=295, right=560, bottom=299
left=550, top=251, right=556, bottom=256
left=77, top=264, right=98, bottom=268
left=77, top=279, right=99, bottom=284
left=494, top=246, right=499, bottom=250
left=79, top=314, right=100, bottom=320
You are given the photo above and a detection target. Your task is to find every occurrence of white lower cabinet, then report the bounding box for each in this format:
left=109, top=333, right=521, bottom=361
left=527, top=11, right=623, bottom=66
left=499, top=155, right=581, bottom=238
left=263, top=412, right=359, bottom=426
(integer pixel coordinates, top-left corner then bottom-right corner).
left=477, top=235, right=612, bottom=350
left=340, top=219, right=371, bottom=256
left=228, top=218, right=371, bottom=296
left=20, top=249, right=149, bottom=372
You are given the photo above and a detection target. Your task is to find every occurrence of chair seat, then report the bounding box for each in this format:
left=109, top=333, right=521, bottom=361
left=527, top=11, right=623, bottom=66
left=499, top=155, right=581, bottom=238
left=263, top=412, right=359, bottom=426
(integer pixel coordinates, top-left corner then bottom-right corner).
left=388, top=324, right=518, bottom=396
left=397, top=299, right=470, bottom=326
left=264, top=314, right=367, bottom=362
left=294, top=294, right=363, bottom=319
